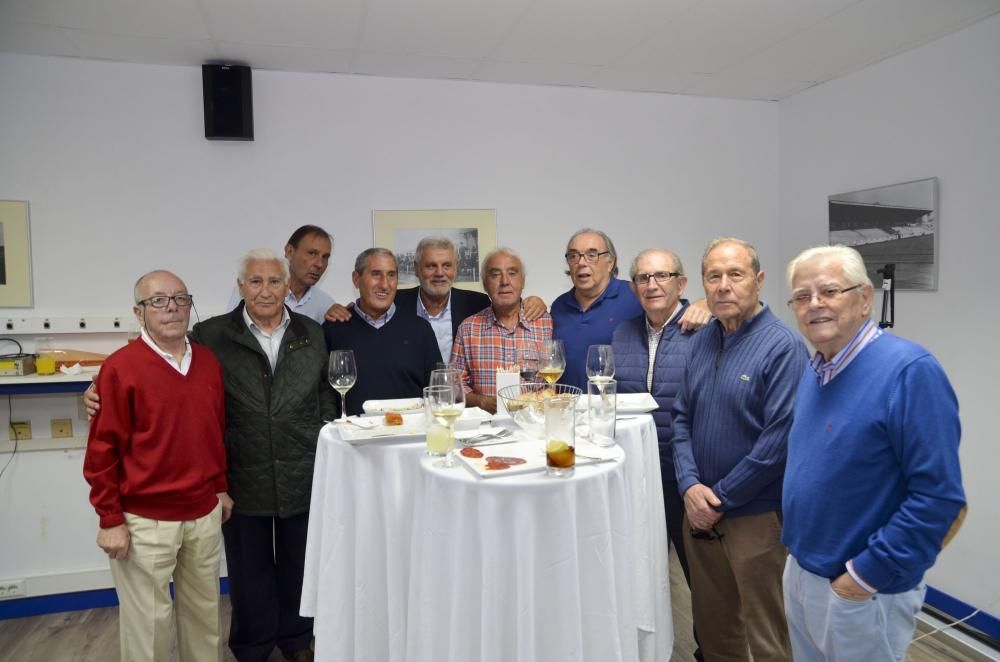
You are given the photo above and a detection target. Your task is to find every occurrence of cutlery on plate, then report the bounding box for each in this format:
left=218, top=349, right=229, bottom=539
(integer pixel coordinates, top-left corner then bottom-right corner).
left=460, top=429, right=513, bottom=446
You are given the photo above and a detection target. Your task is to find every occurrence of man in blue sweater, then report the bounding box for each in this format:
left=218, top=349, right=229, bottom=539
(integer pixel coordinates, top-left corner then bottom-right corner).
left=782, top=245, right=965, bottom=661
left=611, top=247, right=702, bottom=660
left=672, top=238, right=806, bottom=662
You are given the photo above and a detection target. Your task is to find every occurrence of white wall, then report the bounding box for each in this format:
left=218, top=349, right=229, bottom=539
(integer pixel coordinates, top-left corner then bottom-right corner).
left=0, top=52, right=780, bottom=594
left=778, top=13, right=1000, bottom=611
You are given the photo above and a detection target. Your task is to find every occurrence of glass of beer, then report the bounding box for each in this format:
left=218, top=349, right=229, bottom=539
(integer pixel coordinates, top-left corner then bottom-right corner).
left=544, top=393, right=576, bottom=477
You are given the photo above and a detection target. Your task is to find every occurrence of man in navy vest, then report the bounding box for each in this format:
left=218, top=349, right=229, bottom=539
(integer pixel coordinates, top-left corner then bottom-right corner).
left=612, top=247, right=702, bottom=660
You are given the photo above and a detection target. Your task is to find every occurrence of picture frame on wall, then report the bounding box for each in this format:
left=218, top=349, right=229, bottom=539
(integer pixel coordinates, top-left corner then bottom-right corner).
left=372, top=209, right=497, bottom=293
left=0, top=200, right=34, bottom=307
left=828, top=177, right=938, bottom=290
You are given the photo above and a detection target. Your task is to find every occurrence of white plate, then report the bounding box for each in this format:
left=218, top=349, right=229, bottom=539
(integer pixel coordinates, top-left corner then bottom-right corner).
left=454, top=439, right=621, bottom=479
left=362, top=398, right=424, bottom=415
left=339, top=408, right=493, bottom=444
left=575, top=392, right=658, bottom=414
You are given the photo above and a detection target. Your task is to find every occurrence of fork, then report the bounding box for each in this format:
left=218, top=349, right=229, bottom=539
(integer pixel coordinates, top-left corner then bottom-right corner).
left=461, top=429, right=513, bottom=446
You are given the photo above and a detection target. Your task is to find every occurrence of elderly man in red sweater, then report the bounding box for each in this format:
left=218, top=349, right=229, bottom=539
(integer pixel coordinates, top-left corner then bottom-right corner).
left=84, top=270, right=232, bottom=662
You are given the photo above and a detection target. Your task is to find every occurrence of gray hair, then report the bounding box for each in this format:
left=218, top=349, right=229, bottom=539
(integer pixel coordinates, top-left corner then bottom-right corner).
left=133, top=270, right=186, bottom=304
left=414, top=237, right=456, bottom=265
left=786, top=244, right=873, bottom=291
left=702, top=237, right=760, bottom=276
left=629, top=248, right=684, bottom=281
left=238, top=248, right=289, bottom=284
left=565, top=228, right=619, bottom=278
left=354, top=247, right=397, bottom=275
left=480, top=247, right=525, bottom=285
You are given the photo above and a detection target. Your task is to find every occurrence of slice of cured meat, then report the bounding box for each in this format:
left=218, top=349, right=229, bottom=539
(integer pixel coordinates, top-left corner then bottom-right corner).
left=460, top=447, right=484, bottom=458
left=485, top=456, right=526, bottom=465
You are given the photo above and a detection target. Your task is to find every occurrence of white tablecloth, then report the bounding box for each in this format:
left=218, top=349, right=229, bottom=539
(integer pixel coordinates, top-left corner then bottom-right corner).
left=301, top=416, right=670, bottom=662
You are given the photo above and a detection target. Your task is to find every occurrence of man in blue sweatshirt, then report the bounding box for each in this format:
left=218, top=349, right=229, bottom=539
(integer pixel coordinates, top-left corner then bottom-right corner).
left=672, top=237, right=806, bottom=662
left=782, top=245, right=965, bottom=661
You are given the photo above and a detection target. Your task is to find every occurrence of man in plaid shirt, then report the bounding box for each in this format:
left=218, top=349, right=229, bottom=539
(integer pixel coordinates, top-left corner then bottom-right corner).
left=451, top=247, right=553, bottom=413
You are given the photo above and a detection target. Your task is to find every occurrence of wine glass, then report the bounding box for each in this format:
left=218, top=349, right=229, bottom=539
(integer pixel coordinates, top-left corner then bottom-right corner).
left=538, top=339, right=566, bottom=385
left=425, top=383, right=465, bottom=468
left=516, top=338, right=543, bottom=384
left=328, top=350, right=357, bottom=422
left=430, top=367, right=463, bottom=389
left=586, top=345, right=616, bottom=390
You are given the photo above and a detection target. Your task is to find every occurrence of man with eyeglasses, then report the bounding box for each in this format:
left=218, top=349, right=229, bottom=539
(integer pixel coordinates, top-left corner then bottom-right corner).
left=84, top=270, right=230, bottom=662
left=611, top=247, right=704, bottom=660
left=671, top=237, right=807, bottom=662
left=551, top=229, right=709, bottom=389
left=781, top=245, right=965, bottom=661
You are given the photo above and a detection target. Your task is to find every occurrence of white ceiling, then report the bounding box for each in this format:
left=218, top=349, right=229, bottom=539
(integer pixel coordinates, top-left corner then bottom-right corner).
left=1, top=0, right=998, bottom=101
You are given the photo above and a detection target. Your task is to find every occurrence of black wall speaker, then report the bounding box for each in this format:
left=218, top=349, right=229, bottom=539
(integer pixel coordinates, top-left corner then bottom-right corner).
left=202, top=64, right=254, bottom=141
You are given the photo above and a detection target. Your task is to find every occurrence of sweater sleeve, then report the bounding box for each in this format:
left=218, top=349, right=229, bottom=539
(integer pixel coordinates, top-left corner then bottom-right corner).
left=671, top=363, right=700, bottom=495
left=82, top=363, right=133, bottom=528
left=851, top=355, right=966, bottom=590
left=713, top=334, right=807, bottom=512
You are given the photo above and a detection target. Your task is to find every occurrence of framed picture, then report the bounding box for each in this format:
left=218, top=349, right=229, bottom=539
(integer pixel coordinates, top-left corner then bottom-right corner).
left=372, top=209, right=497, bottom=293
left=0, top=200, right=34, bottom=307
left=828, top=177, right=938, bottom=290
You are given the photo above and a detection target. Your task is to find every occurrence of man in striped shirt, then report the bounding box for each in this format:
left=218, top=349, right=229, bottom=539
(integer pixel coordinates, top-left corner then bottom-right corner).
left=450, top=248, right=552, bottom=413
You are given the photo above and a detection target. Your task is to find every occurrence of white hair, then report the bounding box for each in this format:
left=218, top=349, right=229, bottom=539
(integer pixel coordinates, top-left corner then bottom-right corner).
left=786, top=244, right=872, bottom=291
left=237, top=248, right=289, bottom=283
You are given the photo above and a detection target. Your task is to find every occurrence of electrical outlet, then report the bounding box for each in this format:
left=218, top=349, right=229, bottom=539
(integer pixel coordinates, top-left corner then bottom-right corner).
left=51, top=418, right=73, bottom=438
left=0, top=579, right=26, bottom=600
left=9, top=421, right=31, bottom=441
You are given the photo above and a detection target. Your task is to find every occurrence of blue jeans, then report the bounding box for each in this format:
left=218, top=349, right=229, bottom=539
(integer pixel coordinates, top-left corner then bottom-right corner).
left=782, top=555, right=924, bottom=662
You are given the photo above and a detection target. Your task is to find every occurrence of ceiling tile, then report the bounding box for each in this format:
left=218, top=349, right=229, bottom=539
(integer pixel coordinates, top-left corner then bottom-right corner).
left=614, top=0, right=859, bottom=74
left=202, top=0, right=367, bottom=49
left=0, top=0, right=211, bottom=40
left=65, top=30, right=218, bottom=67
left=473, top=58, right=602, bottom=87
left=729, top=0, right=1000, bottom=82
left=359, top=0, right=533, bottom=58
left=0, top=20, right=81, bottom=58
left=683, top=73, right=815, bottom=101
left=494, top=0, right=699, bottom=65
left=585, top=65, right=699, bottom=94
left=216, top=41, right=354, bottom=73
left=352, top=51, right=480, bottom=79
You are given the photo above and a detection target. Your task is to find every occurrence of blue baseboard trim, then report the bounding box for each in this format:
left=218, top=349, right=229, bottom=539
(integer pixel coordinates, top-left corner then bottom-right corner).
left=0, top=578, right=229, bottom=621
left=925, top=584, right=1000, bottom=641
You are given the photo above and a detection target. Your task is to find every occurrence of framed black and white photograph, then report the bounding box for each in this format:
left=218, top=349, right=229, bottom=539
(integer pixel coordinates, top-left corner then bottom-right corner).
left=372, top=209, right=497, bottom=292
left=0, top=200, right=34, bottom=307
left=828, top=178, right=938, bottom=290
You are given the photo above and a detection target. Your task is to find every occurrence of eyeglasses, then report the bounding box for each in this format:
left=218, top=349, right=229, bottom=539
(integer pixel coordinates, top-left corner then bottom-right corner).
left=565, top=250, right=610, bottom=265
left=633, top=271, right=681, bottom=286
left=787, top=284, right=862, bottom=310
left=690, top=526, right=725, bottom=541
left=139, top=294, right=194, bottom=309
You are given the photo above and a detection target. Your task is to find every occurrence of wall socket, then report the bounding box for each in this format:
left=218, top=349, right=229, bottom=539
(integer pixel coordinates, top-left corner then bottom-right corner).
left=51, top=418, right=74, bottom=438
left=0, top=578, right=26, bottom=599
left=9, top=421, right=31, bottom=441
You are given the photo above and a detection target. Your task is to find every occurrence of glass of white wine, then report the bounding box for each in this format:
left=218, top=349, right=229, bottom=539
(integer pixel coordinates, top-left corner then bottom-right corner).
left=328, top=350, right=357, bottom=422
left=586, top=344, right=616, bottom=391
left=538, top=339, right=566, bottom=385
left=425, top=383, right=465, bottom=468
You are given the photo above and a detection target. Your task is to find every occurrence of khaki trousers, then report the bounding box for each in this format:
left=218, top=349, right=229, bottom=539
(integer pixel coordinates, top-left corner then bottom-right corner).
left=683, top=510, right=792, bottom=662
left=110, top=503, right=223, bottom=662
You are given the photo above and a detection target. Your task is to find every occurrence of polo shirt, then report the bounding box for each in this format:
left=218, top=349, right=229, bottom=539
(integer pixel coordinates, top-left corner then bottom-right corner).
left=551, top=278, right=643, bottom=389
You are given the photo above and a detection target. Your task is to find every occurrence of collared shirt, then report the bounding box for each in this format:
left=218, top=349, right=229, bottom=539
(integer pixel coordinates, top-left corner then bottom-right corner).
left=140, top=327, right=192, bottom=375
left=810, top=319, right=883, bottom=386
left=451, top=306, right=553, bottom=397
left=416, top=291, right=454, bottom=363
left=551, top=278, right=644, bottom=389
left=242, top=306, right=291, bottom=371
left=227, top=285, right=335, bottom=325
left=354, top=301, right=396, bottom=330
left=644, top=302, right=682, bottom=392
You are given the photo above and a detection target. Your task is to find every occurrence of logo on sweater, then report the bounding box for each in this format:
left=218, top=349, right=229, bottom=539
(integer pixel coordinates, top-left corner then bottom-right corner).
left=739, top=374, right=750, bottom=382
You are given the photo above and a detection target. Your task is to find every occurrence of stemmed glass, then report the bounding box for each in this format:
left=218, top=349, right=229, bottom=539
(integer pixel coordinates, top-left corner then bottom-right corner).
left=538, top=339, right=566, bottom=385
left=425, top=383, right=466, bottom=468
left=328, top=350, right=357, bottom=422
left=430, top=367, right=463, bottom=389
left=516, top=338, right=543, bottom=384
left=586, top=345, right=616, bottom=390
